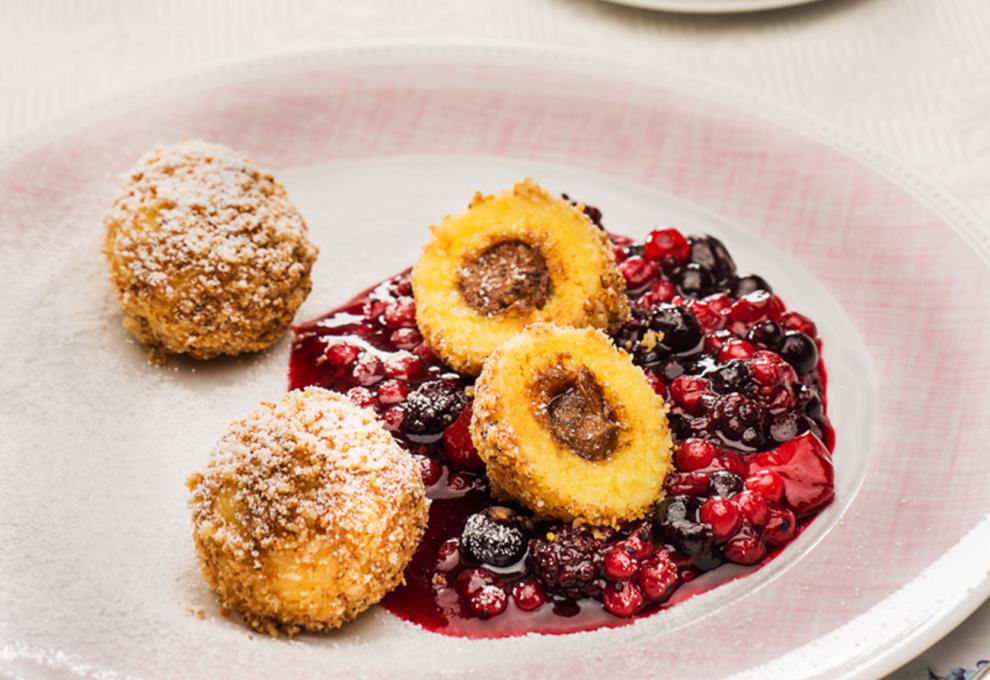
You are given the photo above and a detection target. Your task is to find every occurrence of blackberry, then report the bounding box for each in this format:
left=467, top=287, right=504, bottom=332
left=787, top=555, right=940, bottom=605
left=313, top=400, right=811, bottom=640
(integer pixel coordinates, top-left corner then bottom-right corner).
left=459, top=507, right=529, bottom=567
left=713, top=392, right=769, bottom=450
left=529, top=525, right=610, bottom=600
left=403, top=379, right=467, bottom=435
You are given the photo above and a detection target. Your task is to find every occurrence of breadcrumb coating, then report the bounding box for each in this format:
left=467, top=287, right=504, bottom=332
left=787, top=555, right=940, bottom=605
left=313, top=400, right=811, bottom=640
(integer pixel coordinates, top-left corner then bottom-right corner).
left=187, top=387, right=429, bottom=635
left=412, top=179, right=628, bottom=375
left=103, top=140, right=318, bottom=360
left=471, top=323, right=672, bottom=527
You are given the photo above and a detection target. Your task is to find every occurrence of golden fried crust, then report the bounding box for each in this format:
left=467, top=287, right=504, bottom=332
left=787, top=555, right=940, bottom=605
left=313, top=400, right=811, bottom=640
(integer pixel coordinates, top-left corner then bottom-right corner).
left=187, top=387, right=429, bottom=635
left=103, top=140, right=318, bottom=360
left=411, top=179, right=629, bottom=375
left=471, top=323, right=672, bottom=527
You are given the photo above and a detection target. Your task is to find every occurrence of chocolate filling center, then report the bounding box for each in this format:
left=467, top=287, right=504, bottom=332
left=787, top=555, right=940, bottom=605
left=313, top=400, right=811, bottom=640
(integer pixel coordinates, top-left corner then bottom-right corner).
left=459, top=240, right=551, bottom=316
left=542, top=367, right=619, bottom=461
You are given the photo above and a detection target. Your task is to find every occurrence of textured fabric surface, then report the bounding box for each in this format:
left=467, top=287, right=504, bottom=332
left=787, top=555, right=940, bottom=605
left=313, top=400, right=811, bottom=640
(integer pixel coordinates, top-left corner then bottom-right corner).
left=1, top=2, right=988, bottom=676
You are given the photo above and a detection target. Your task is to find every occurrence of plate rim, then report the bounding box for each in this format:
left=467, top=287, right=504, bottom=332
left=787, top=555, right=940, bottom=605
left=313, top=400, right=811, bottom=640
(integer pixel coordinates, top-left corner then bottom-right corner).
left=1, top=40, right=988, bottom=679
left=597, top=0, right=825, bottom=14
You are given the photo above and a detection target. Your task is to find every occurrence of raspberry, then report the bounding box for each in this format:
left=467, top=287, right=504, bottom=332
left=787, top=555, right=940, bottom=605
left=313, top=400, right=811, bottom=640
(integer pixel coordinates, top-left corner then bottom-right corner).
left=734, top=490, right=769, bottom=527
left=619, top=255, right=660, bottom=289
left=763, top=507, right=797, bottom=545
left=638, top=551, right=679, bottom=600
left=602, top=581, right=644, bottom=618
left=700, top=497, right=742, bottom=541
left=442, top=402, right=484, bottom=471
left=644, top=228, right=690, bottom=262
left=723, top=526, right=767, bottom=566
left=389, top=327, right=422, bottom=349
left=468, top=584, right=508, bottom=619
left=746, top=469, right=785, bottom=502
left=604, top=547, right=639, bottom=580
left=325, top=342, right=360, bottom=367
left=718, top=338, right=757, bottom=362
left=511, top=579, right=546, bottom=611
left=669, top=375, right=711, bottom=415
left=674, top=438, right=717, bottom=472
left=376, top=379, right=408, bottom=405
left=345, top=386, right=375, bottom=409
left=383, top=296, right=417, bottom=328
left=417, top=455, right=443, bottom=487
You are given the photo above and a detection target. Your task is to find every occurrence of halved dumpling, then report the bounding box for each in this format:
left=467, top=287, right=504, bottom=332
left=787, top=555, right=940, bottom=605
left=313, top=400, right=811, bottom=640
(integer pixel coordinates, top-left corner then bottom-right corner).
left=471, top=323, right=672, bottom=526
left=411, top=179, right=628, bottom=375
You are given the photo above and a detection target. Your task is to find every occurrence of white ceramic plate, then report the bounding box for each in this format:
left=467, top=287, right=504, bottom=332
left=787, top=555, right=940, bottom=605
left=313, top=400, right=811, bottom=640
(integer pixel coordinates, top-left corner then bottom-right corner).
left=599, top=0, right=824, bottom=14
left=2, top=44, right=989, bottom=679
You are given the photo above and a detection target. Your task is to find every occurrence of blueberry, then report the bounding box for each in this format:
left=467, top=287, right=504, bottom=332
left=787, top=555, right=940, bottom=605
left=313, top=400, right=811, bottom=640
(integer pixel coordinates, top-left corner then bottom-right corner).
left=692, top=543, right=725, bottom=571
left=800, top=388, right=824, bottom=421
left=655, top=496, right=718, bottom=561
left=667, top=412, right=691, bottom=440
left=677, top=263, right=715, bottom=298
left=733, top=274, right=772, bottom=297
left=460, top=507, right=529, bottom=567
left=660, top=257, right=685, bottom=278
left=807, top=419, right=825, bottom=443
left=740, top=427, right=766, bottom=449
left=649, top=304, right=703, bottom=354
left=403, top=379, right=467, bottom=435
left=769, top=411, right=809, bottom=443
left=746, top=320, right=785, bottom=351
left=707, top=360, right=751, bottom=394
left=656, top=495, right=693, bottom=525
left=708, top=470, right=744, bottom=498
left=689, top=235, right=737, bottom=284
left=779, top=331, right=819, bottom=375
left=660, top=357, right=692, bottom=381
left=687, top=415, right=715, bottom=439
left=669, top=520, right=714, bottom=557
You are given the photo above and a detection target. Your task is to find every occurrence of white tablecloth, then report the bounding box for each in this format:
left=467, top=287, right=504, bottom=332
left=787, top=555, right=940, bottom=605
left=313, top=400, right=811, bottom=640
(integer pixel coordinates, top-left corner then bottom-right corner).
left=2, top=0, right=987, bottom=676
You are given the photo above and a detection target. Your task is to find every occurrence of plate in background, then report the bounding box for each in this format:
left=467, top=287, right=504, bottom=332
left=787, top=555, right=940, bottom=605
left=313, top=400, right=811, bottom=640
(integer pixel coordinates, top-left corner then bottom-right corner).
left=1, top=43, right=989, bottom=679
left=599, top=0, right=825, bottom=14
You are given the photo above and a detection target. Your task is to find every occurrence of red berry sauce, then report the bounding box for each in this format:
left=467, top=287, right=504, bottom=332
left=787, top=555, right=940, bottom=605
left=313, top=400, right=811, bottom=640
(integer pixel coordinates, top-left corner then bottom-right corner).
left=288, top=203, right=835, bottom=639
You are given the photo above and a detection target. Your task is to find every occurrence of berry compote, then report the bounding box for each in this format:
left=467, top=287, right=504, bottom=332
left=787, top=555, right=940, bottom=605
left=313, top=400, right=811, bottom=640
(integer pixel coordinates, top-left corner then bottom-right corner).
left=288, top=204, right=835, bottom=639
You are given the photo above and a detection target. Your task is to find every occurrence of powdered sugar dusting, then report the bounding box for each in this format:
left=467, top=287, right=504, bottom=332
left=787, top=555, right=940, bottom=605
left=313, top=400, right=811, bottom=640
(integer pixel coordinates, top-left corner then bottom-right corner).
left=189, top=386, right=426, bottom=562
left=101, top=140, right=318, bottom=358
left=186, top=387, right=429, bottom=634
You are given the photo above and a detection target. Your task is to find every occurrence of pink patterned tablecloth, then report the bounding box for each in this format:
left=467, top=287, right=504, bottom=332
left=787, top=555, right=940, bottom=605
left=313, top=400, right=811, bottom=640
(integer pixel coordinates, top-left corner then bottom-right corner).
left=2, top=2, right=988, bottom=676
